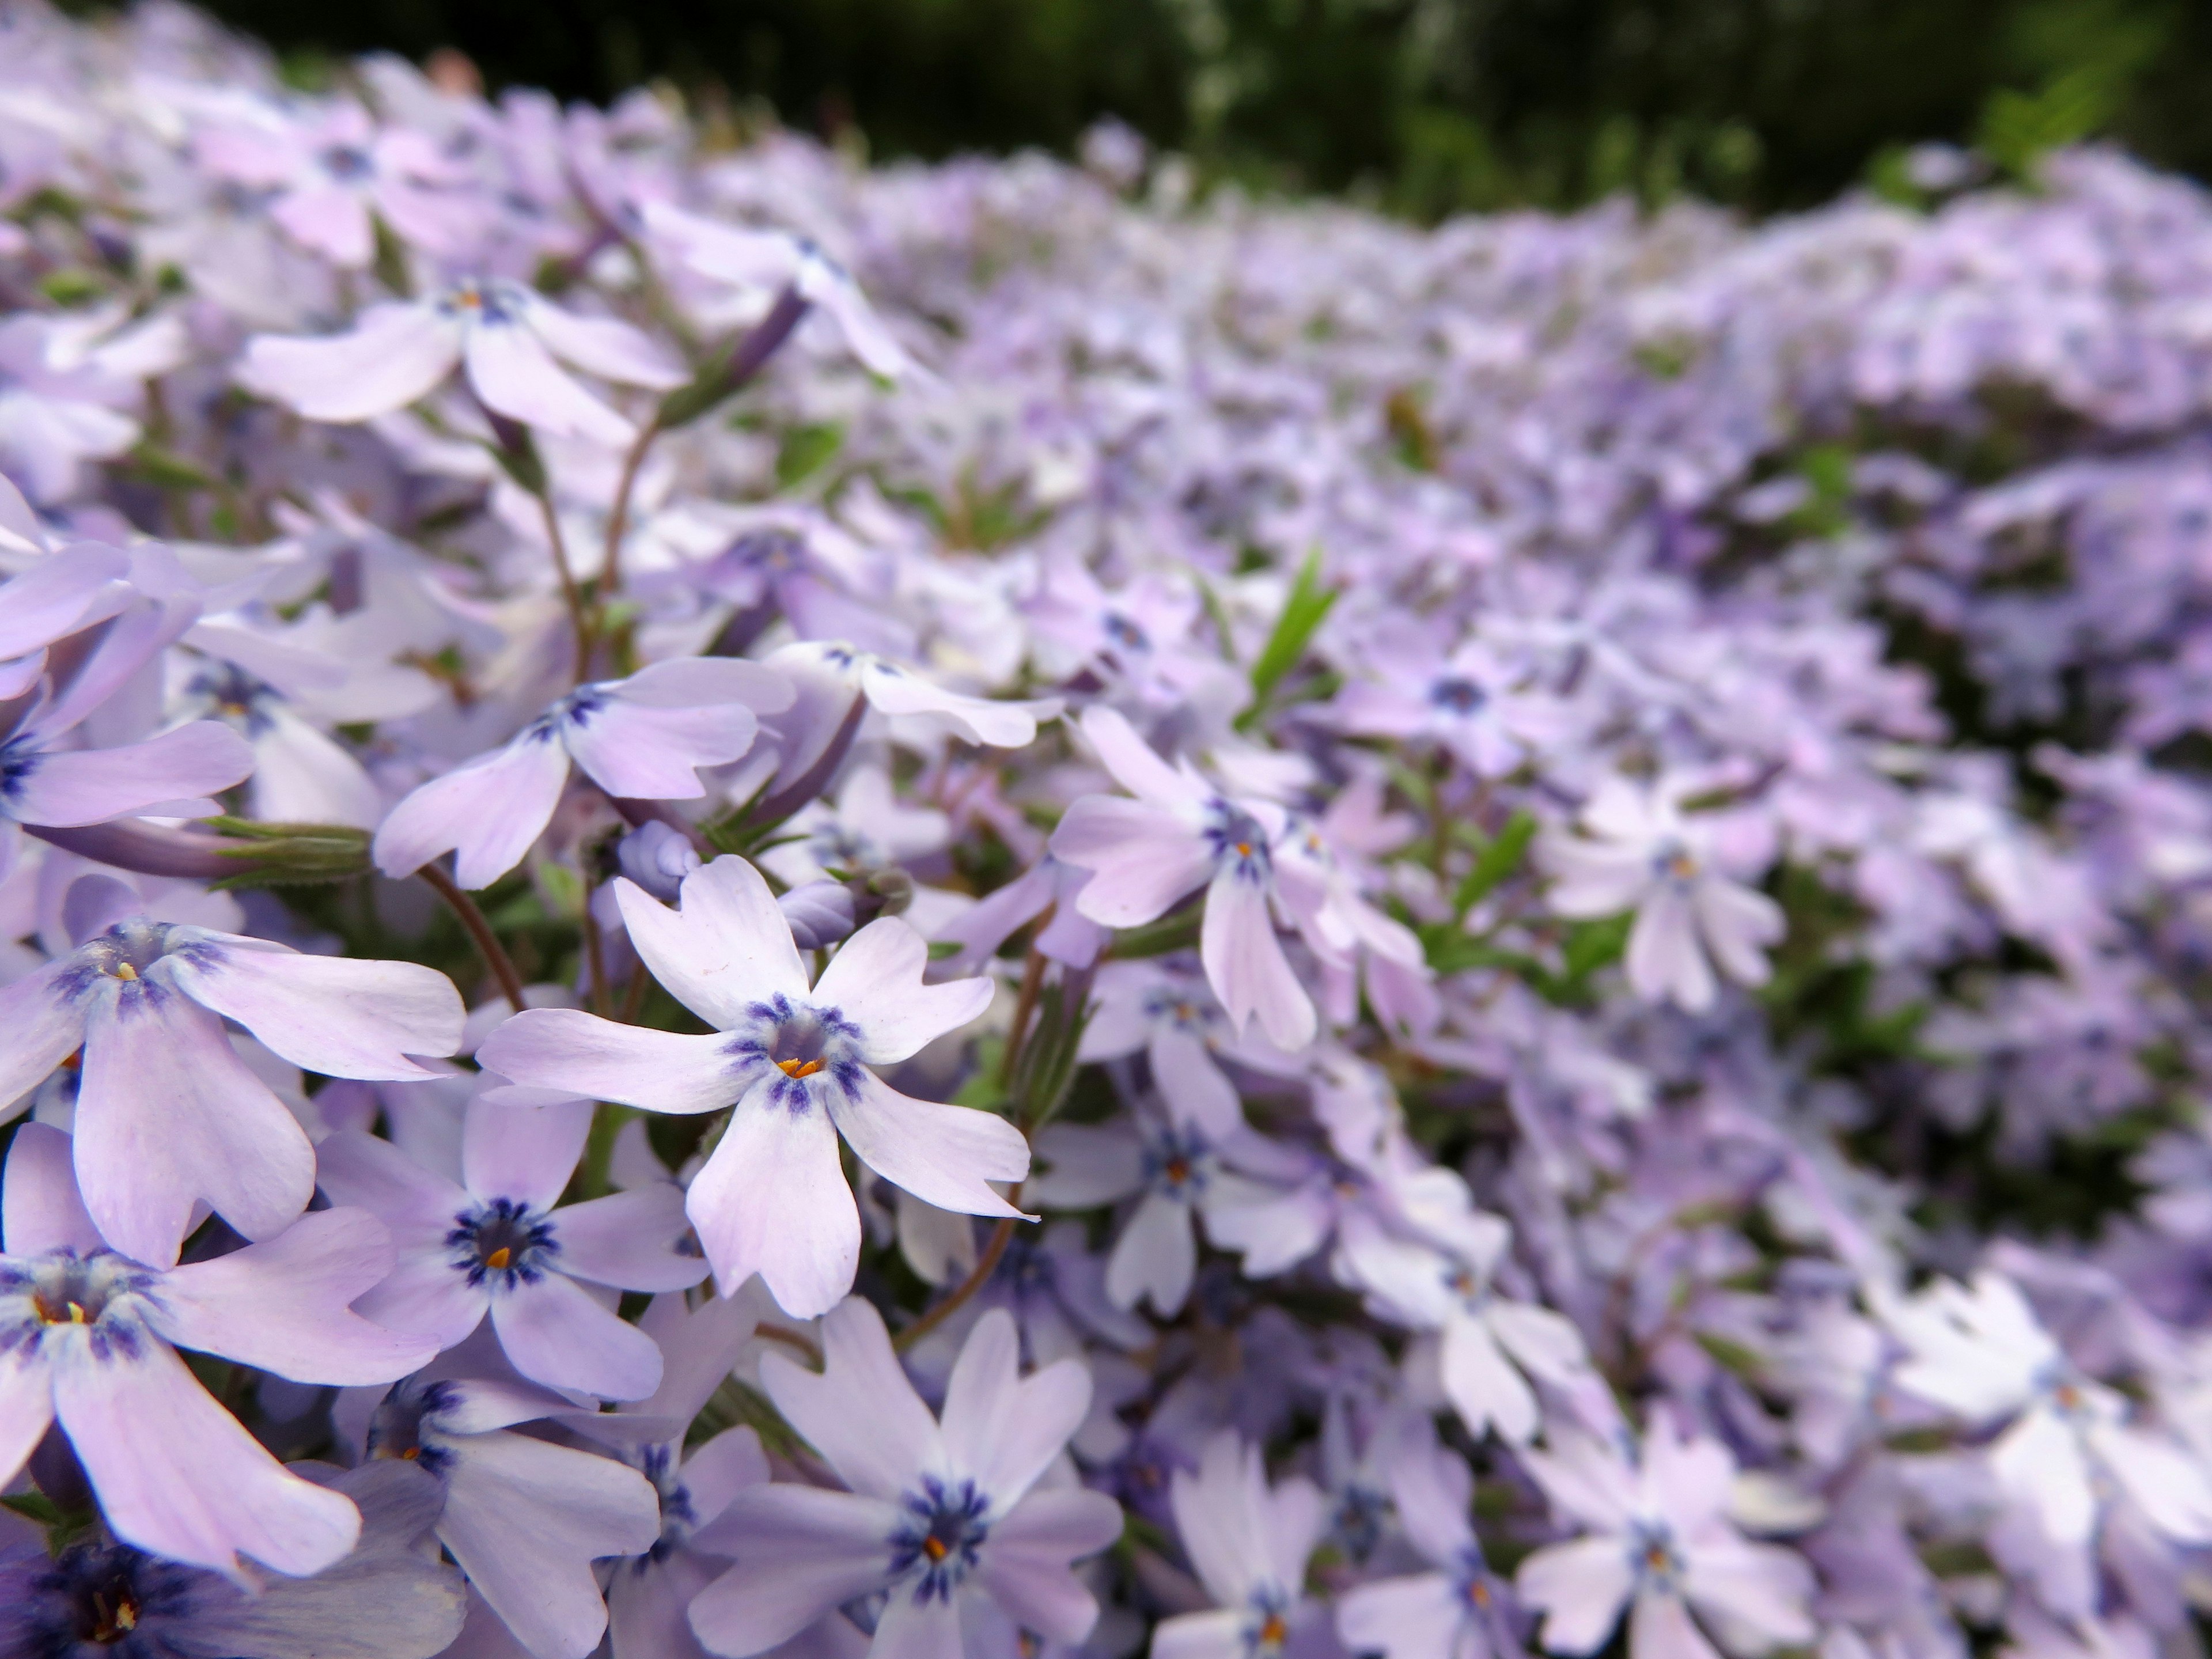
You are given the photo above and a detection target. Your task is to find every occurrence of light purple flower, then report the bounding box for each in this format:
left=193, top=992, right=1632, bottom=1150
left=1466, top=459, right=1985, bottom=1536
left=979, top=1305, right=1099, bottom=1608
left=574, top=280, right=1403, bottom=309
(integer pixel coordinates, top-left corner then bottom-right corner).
left=0, top=914, right=463, bottom=1265
left=478, top=853, right=1025, bottom=1316
left=0, top=1123, right=438, bottom=1578
left=1051, top=707, right=1318, bottom=1052
left=1544, top=777, right=1783, bottom=1013
left=317, top=1092, right=707, bottom=1401
left=1152, top=1431, right=1334, bottom=1659
left=1334, top=633, right=1572, bottom=778
left=685, top=1297, right=1123, bottom=1658
left=1335, top=1423, right=1519, bottom=1659
left=372, top=658, right=791, bottom=889
left=1515, top=1418, right=1815, bottom=1659
left=238, top=278, right=684, bottom=446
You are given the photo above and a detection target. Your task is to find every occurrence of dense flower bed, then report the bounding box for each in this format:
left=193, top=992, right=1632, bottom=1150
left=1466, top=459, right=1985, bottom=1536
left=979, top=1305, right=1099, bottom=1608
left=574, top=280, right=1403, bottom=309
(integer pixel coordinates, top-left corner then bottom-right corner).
left=4, top=6, right=2212, bottom=1658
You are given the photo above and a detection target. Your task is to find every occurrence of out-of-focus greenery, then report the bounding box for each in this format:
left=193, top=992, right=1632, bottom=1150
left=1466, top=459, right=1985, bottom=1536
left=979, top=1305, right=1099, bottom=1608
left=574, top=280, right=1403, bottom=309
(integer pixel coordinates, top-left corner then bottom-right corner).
left=176, top=0, right=2211, bottom=214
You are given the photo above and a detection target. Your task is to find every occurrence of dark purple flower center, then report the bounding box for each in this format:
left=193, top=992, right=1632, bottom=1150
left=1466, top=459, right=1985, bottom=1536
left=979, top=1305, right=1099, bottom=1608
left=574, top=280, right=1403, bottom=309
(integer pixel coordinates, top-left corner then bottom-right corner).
left=889, top=1476, right=990, bottom=1602
left=446, top=1197, right=559, bottom=1288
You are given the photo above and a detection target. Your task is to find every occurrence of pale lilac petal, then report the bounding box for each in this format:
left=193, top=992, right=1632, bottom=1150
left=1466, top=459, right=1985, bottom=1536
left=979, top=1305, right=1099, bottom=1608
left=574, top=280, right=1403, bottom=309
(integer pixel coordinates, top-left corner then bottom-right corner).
left=479, top=1011, right=738, bottom=1115
left=1150, top=1609, right=1244, bottom=1659
left=0, top=957, right=87, bottom=1115
left=4, top=724, right=254, bottom=827
left=1336, top=1574, right=1461, bottom=1659
left=868, top=1592, right=962, bottom=1659
left=687, top=1484, right=903, bottom=1655
left=239, top=305, right=460, bottom=423
left=0, top=551, right=127, bottom=657
left=614, top=855, right=808, bottom=1028
left=524, top=298, right=685, bottom=388
left=1680, top=1539, right=1814, bottom=1647
left=1153, top=1030, right=1244, bottom=1137
left=1027, top=1123, right=1146, bottom=1208
left=1692, top=878, right=1783, bottom=987
left=826, top=1071, right=1028, bottom=1219
left=1171, top=1435, right=1275, bottom=1605
left=1628, top=1592, right=1725, bottom=1659
left=940, top=1310, right=1093, bottom=1509
left=550, top=1183, right=709, bottom=1291
left=372, top=728, right=571, bottom=888
left=857, top=660, right=1046, bottom=748
left=316, top=1128, right=472, bottom=1234
left=437, top=1430, right=660, bottom=1659
left=1200, top=867, right=1316, bottom=1052
left=0, top=1345, right=54, bottom=1488
left=1516, top=1537, right=1634, bottom=1656
left=77, top=987, right=316, bottom=1266
left=2, top=1122, right=101, bottom=1253
left=165, top=935, right=464, bottom=1081
left=270, top=183, right=373, bottom=266
left=54, top=1335, right=361, bottom=1577
left=151, top=1207, right=437, bottom=1384
left=1055, top=797, right=1213, bottom=926
left=1077, top=706, right=1211, bottom=810
left=464, top=318, right=634, bottom=446
left=975, top=1487, right=1122, bottom=1643
left=350, top=1245, right=490, bottom=1349
left=679, top=1424, right=772, bottom=1528
left=1627, top=887, right=1713, bottom=1012
left=689, top=1081, right=858, bottom=1313
left=463, top=1095, right=592, bottom=1208
left=1387, top=1434, right=1476, bottom=1567
left=1105, top=1191, right=1197, bottom=1316
left=1989, top=1404, right=2096, bottom=1545
left=491, top=1272, right=664, bottom=1400
left=1441, top=1313, right=1539, bottom=1445
left=1488, top=1300, right=1592, bottom=1387
left=563, top=696, right=758, bottom=802
left=759, top=1297, right=938, bottom=1500
left=810, top=918, right=993, bottom=1064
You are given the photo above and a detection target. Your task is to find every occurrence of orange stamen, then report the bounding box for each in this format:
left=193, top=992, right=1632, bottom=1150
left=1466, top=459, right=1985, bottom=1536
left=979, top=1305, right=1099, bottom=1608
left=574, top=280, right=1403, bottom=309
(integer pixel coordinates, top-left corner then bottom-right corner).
left=776, top=1057, right=827, bottom=1079
left=484, top=1247, right=513, bottom=1270
left=923, top=1536, right=949, bottom=1562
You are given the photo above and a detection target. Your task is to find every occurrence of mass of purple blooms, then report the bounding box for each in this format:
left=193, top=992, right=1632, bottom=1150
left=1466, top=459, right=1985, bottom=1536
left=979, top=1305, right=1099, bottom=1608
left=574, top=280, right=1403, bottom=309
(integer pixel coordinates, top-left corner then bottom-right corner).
left=4, top=5, right=2212, bottom=1658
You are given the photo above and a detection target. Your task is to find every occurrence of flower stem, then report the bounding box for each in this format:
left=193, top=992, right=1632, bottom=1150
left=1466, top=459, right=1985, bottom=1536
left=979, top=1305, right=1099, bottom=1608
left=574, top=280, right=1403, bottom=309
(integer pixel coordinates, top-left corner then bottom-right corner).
left=418, top=861, right=529, bottom=1014
left=895, top=1203, right=1021, bottom=1353
left=599, top=416, right=660, bottom=597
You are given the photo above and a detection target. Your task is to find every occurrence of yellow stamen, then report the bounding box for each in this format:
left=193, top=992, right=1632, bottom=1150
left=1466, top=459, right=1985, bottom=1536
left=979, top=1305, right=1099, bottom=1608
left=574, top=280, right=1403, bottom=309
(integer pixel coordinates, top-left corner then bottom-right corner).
left=484, top=1247, right=512, bottom=1270
left=67, top=1301, right=87, bottom=1324
left=922, top=1535, right=950, bottom=1563
left=90, top=1588, right=139, bottom=1641
left=776, top=1057, right=827, bottom=1079
left=1234, top=842, right=1253, bottom=857
left=113, top=963, right=137, bottom=981
left=1259, top=1613, right=1289, bottom=1647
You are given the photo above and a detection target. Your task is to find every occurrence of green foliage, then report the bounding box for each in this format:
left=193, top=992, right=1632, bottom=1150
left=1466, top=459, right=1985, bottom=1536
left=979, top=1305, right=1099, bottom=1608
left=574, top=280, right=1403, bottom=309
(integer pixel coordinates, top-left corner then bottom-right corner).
left=1237, top=547, right=1339, bottom=732
left=1452, top=810, right=1537, bottom=915
left=775, top=420, right=845, bottom=488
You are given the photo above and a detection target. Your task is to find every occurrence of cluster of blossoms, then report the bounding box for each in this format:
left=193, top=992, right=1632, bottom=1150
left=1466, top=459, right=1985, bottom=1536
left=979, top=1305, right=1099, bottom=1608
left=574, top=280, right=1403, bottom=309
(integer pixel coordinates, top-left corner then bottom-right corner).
left=5, top=6, right=2212, bottom=1659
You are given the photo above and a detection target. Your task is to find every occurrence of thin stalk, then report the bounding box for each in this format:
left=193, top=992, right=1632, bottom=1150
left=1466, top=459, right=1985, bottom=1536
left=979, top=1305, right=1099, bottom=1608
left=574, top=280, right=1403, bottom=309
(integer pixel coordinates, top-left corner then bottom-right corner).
left=418, top=861, right=528, bottom=1013
left=599, top=416, right=660, bottom=598
left=999, top=940, right=1050, bottom=1089
left=895, top=1205, right=1020, bottom=1353
left=533, top=490, right=594, bottom=678
left=582, top=907, right=611, bottom=1018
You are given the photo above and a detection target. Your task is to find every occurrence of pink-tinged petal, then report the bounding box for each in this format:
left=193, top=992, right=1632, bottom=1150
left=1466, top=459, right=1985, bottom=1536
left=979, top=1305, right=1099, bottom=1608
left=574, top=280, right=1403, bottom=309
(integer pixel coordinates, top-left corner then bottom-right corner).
left=563, top=695, right=758, bottom=802
left=1516, top=1537, right=1634, bottom=1656
left=165, top=936, right=464, bottom=1081
left=810, top=918, right=992, bottom=1064
left=54, top=1335, right=360, bottom=1577
left=479, top=1010, right=740, bottom=1116
left=77, top=987, right=315, bottom=1266
left=1336, top=1573, right=1461, bottom=1659
left=351, top=1244, right=489, bottom=1349
left=687, top=1484, right=903, bottom=1656
left=867, top=1592, right=961, bottom=1659
left=371, top=729, right=570, bottom=889
left=1201, top=868, right=1316, bottom=1052
left=6, top=1122, right=105, bottom=1258
left=1680, top=1539, right=1813, bottom=1647
left=1628, top=1591, right=1726, bottom=1659
left=270, top=184, right=374, bottom=267
left=1077, top=706, right=1210, bottom=810
left=550, top=1183, right=708, bottom=1291
left=613, top=657, right=796, bottom=714
left=1170, top=1435, right=1275, bottom=1606
left=1544, top=839, right=1652, bottom=918
left=0, top=957, right=87, bottom=1116
left=5, top=724, right=254, bottom=827
left=490, top=1272, right=663, bottom=1401
left=827, top=1071, right=1028, bottom=1219
left=437, top=1429, right=660, bottom=1659
left=687, top=1084, right=857, bottom=1314
left=463, top=1094, right=592, bottom=1209
left=0, top=1346, right=54, bottom=1489
left=1691, top=878, right=1783, bottom=987
left=1105, top=1191, right=1196, bottom=1316
left=522, top=298, right=685, bottom=388
left=464, top=318, right=634, bottom=447
left=614, top=855, right=808, bottom=1028
left=1441, top=1312, right=1538, bottom=1445
left=1149, top=1609, right=1244, bottom=1659
left=316, top=1128, right=472, bottom=1235
left=940, top=1309, right=1093, bottom=1508
left=1488, top=1299, right=1591, bottom=1386
left=1054, top=797, right=1213, bottom=926
left=857, top=661, right=1047, bottom=749
left=1626, top=888, right=1713, bottom=1012
left=151, top=1207, right=437, bottom=1384
left=238, top=305, right=461, bottom=423
left=975, top=1487, right=1122, bottom=1643
left=759, top=1297, right=937, bottom=1500
left=1153, top=1029, right=1244, bottom=1137
left=1027, top=1123, right=1145, bottom=1209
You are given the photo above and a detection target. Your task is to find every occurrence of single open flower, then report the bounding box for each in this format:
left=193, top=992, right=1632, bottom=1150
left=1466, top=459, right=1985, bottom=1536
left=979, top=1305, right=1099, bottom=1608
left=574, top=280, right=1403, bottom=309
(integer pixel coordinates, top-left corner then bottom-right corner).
left=478, top=853, right=1025, bottom=1317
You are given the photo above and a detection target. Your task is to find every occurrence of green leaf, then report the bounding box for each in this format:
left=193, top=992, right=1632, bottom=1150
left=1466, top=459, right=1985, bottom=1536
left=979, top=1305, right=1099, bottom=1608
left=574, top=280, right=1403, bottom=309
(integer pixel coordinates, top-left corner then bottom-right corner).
left=1561, top=912, right=1633, bottom=984
left=38, top=270, right=103, bottom=306
left=1237, top=548, right=1339, bottom=729
left=775, top=421, right=845, bottom=488
left=927, top=939, right=964, bottom=961
left=200, top=817, right=373, bottom=889
left=124, top=444, right=220, bottom=493
left=1692, top=1331, right=1764, bottom=1380
left=1452, top=810, right=1537, bottom=915
left=1109, top=907, right=1203, bottom=960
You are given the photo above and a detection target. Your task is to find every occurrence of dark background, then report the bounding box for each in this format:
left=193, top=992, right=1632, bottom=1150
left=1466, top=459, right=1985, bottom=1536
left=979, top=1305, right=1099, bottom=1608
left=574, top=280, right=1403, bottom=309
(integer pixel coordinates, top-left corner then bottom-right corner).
left=146, top=0, right=2212, bottom=215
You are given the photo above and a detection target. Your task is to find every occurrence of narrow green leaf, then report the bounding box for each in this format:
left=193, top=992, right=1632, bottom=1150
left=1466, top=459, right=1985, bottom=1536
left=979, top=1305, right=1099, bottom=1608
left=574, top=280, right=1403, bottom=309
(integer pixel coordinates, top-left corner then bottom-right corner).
left=1562, top=912, right=1633, bottom=984
left=775, top=421, right=844, bottom=488
left=1452, top=810, right=1537, bottom=915
left=1240, top=549, right=1339, bottom=725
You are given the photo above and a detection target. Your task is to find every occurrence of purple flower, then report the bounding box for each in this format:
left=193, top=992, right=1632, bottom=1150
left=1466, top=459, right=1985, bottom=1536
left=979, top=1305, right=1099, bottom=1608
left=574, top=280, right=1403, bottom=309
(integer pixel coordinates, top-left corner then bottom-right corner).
left=363, top=1375, right=661, bottom=1659
left=238, top=278, right=684, bottom=446
left=0, top=1124, right=438, bottom=1578
left=478, top=853, right=1025, bottom=1316
left=1335, top=1423, right=1521, bottom=1659
left=1152, top=1431, right=1334, bottom=1659
left=0, top=914, right=463, bottom=1265
left=1051, top=707, right=1318, bottom=1051
left=684, top=1297, right=1123, bottom=1657
left=372, top=658, right=792, bottom=889
left=317, top=1092, right=707, bottom=1402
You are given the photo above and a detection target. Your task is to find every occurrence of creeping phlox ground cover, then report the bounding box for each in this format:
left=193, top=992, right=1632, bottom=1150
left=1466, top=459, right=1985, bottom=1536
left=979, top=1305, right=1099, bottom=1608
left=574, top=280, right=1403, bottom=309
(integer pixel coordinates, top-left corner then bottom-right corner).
left=3, top=7, right=2212, bottom=1659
